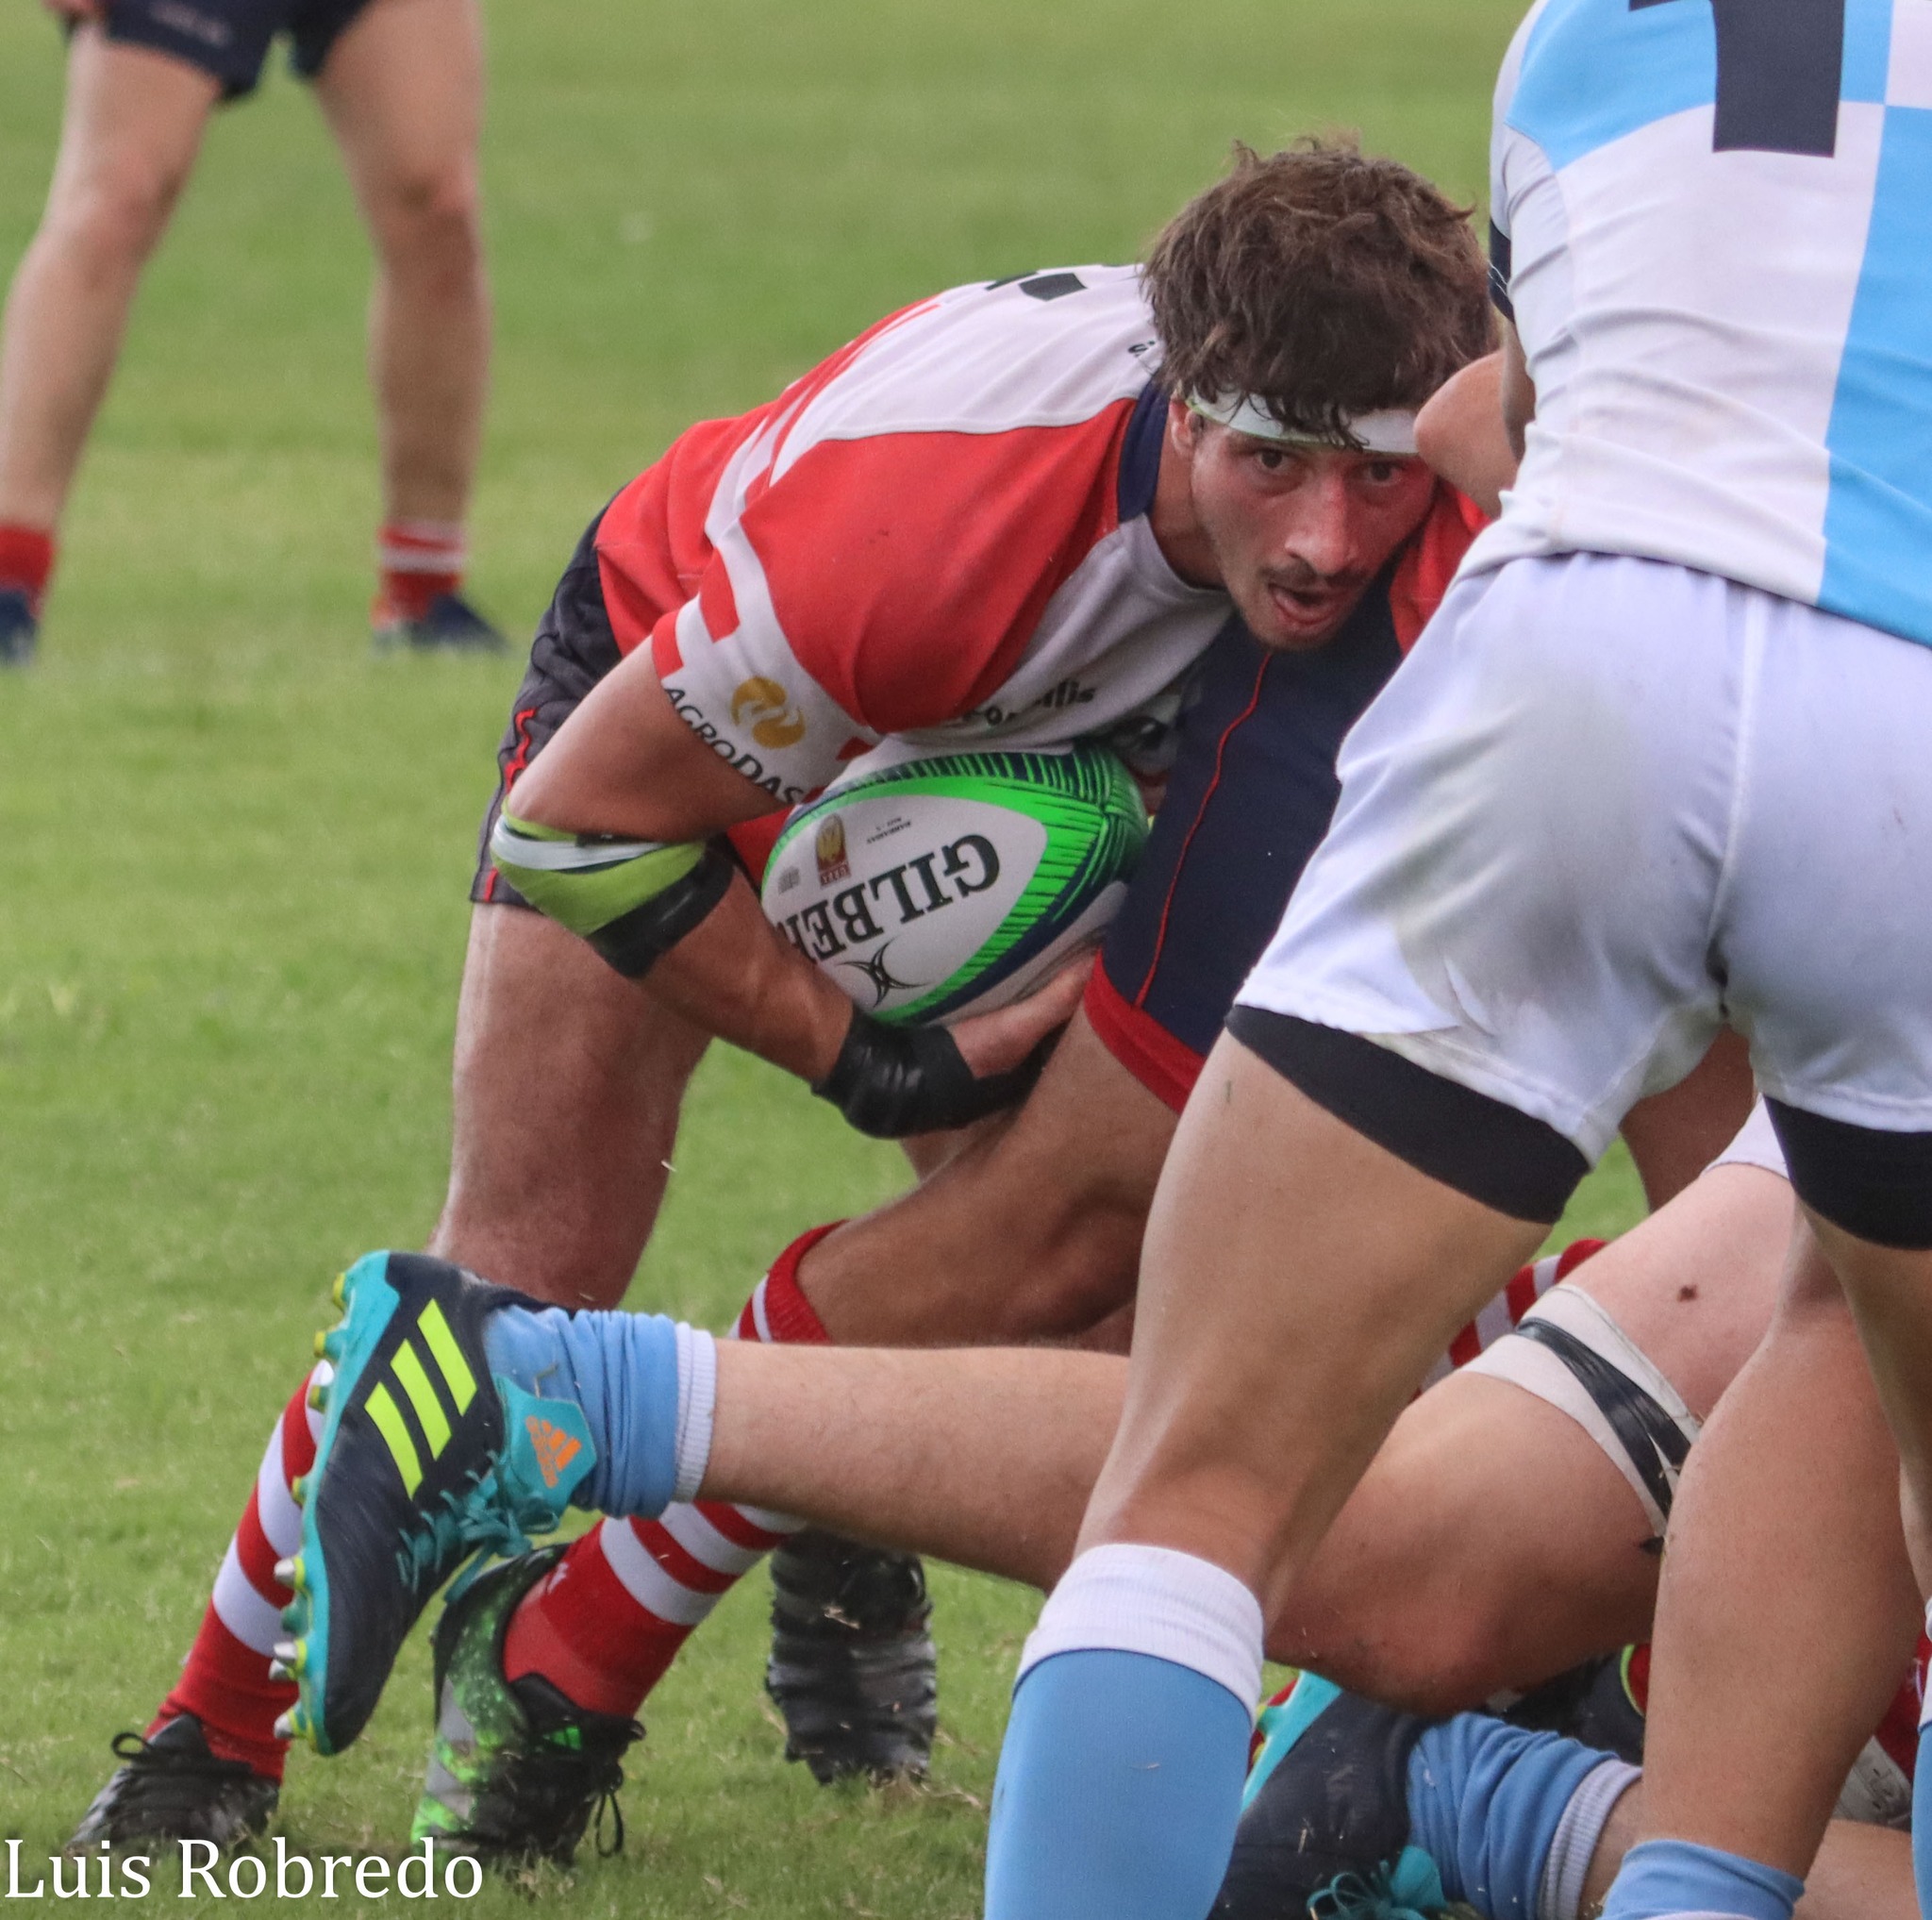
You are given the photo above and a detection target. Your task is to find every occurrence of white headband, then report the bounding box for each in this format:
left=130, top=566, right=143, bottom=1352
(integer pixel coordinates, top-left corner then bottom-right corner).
left=1186, top=392, right=1419, bottom=457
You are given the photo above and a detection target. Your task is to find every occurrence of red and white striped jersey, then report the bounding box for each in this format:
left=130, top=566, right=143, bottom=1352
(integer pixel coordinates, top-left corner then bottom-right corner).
left=593, top=265, right=1231, bottom=807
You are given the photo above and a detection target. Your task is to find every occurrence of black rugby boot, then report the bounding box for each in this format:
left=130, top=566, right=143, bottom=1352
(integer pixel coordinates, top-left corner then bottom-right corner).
left=68, top=1716, right=278, bottom=1852
left=0, top=588, right=38, bottom=666
left=765, top=1529, right=938, bottom=1784
left=374, top=591, right=507, bottom=655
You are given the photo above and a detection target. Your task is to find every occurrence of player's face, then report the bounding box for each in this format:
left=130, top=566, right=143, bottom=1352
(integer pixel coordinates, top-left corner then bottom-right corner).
left=1180, top=419, right=1439, bottom=650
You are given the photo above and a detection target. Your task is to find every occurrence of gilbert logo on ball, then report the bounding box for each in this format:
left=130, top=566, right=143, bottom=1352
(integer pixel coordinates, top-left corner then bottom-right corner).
left=762, top=743, right=1147, bottom=1025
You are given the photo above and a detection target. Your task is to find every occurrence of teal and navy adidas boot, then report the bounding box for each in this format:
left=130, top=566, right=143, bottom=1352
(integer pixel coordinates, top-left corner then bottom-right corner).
left=412, top=1546, right=643, bottom=1865
left=1213, top=1676, right=1477, bottom=1920
left=275, top=1252, right=594, bottom=1757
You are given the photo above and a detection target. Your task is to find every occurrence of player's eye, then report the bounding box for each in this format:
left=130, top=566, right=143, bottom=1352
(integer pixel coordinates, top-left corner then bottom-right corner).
left=1255, top=447, right=1289, bottom=472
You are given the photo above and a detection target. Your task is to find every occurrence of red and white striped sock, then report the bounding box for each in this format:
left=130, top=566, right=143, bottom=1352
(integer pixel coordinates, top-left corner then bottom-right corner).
left=1419, top=1238, right=1607, bottom=1392
left=0, top=523, right=56, bottom=615
left=501, top=1225, right=841, bottom=1719
left=150, top=1365, right=326, bottom=1778
left=375, top=519, right=465, bottom=624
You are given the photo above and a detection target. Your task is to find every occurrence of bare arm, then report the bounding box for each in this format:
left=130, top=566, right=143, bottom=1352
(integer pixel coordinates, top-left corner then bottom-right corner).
left=1413, top=330, right=1537, bottom=518
left=1415, top=353, right=1512, bottom=516
left=1500, top=321, right=1536, bottom=461
left=507, top=646, right=862, bottom=1077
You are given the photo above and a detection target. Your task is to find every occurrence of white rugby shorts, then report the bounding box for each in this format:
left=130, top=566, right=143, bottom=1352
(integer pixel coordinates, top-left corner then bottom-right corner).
left=1237, top=552, right=1932, bottom=1162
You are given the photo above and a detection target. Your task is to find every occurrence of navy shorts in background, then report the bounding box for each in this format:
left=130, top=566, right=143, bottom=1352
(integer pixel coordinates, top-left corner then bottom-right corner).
left=1087, top=575, right=1404, bottom=1111
left=99, top=0, right=374, bottom=98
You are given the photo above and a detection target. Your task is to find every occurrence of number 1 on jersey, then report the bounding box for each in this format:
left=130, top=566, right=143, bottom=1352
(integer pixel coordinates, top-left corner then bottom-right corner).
left=1632, top=0, right=1846, bottom=156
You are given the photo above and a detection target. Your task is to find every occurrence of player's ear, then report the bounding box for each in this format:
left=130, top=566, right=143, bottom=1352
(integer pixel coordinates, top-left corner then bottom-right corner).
left=1166, top=397, right=1205, bottom=460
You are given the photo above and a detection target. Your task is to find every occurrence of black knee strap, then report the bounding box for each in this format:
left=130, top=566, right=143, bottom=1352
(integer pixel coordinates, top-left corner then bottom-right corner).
left=584, top=841, right=737, bottom=977
left=1513, top=1318, right=1690, bottom=1524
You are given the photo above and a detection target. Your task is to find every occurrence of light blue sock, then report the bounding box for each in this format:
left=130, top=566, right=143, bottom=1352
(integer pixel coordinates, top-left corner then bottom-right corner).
left=482, top=1304, right=713, bottom=1519
left=1914, top=1718, right=1932, bottom=1914
left=984, top=1544, right=1265, bottom=1920
left=1601, top=1838, right=1803, bottom=1920
left=986, top=1651, right=1253, bottom=1920
left=1406, top=1712, right=1637, bottom=1920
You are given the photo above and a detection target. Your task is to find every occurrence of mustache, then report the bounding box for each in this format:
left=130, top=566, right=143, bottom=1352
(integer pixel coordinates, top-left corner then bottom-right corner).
left=1260, top=559, right=1369, bottom=597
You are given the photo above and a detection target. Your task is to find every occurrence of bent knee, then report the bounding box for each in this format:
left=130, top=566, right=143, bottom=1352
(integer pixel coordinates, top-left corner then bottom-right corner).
left=368, top=163, right=482, bottom=257
left=979, top=1196, right=1145, bottom=1340
left=50, top=157, right=191, bottom=265
left=1270, top=1582, right=1522, bottom=1716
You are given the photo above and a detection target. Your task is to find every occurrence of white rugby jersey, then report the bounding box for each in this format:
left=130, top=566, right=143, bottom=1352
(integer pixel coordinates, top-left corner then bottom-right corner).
left=1472, top=0, right=1932, bottom=649
left=594, top=266, right=1231, bottom=808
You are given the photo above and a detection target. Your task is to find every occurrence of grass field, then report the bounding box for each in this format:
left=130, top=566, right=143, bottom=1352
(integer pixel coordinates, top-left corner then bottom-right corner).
left=0, top=0, right=1646, bottom=1910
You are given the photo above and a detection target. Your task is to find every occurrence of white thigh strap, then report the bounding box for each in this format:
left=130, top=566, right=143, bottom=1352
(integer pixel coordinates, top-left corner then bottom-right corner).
left=1463, top=1286, right=1700, bottom=1534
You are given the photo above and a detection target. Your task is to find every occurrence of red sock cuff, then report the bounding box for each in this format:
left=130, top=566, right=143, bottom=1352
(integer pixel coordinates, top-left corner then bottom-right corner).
left=738, top=1223, right=843, bottom=1344
left=0, top=524, right=56, bottom=609
left=152, top=1611, right=293, bottom=1780
left=1554, top=1237, right=1607, bottom=1278
left=377, top=518, right=465, bottom=565
left=376, top=520, right=465, bottom=623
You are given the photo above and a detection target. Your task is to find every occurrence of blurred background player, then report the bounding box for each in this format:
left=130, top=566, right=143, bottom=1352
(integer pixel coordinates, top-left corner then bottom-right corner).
left=0, top=0, right=504, bottom=663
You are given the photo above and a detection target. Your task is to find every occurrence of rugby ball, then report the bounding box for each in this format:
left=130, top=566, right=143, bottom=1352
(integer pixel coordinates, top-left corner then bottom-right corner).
left=761, top=743, right=1148, bottom=1026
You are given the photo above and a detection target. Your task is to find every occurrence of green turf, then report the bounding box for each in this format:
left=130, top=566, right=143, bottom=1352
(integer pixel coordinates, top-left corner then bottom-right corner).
left=0, top=0, right=1642, bottom=1907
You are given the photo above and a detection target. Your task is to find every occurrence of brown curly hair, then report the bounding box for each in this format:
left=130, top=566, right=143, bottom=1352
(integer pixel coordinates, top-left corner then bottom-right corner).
left=1144, top=140, right=1493, bottom=442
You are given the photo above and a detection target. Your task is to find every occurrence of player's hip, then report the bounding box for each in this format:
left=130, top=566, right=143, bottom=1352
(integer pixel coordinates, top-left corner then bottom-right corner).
left=1239, top=548, right=1932, bottom=1165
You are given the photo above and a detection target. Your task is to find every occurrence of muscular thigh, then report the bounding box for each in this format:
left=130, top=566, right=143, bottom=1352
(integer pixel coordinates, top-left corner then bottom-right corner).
left=433, top=904, right=708, bottom=1306
left=310, top=0, right=482, bottom=192
left=1565, top=1160, right=1793, bottom=1419
left=1276, top=1370, right=1658, bottom=1711
left=432, top=513, right=712, bottom=1304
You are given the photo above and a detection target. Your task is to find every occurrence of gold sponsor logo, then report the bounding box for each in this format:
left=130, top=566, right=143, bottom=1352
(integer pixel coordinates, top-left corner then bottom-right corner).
left=730, top=676, right=807, bottom=750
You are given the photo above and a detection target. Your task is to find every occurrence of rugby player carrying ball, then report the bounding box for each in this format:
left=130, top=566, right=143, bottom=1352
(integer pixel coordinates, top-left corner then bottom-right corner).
left=75, top=142, right=1498, bottom=1849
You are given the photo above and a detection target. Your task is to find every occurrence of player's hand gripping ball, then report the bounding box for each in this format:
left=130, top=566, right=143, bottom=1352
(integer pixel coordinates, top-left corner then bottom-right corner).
left=762, top=742, right=1148, bottom=1027
left=763, top=742, right=1147, bottom=1139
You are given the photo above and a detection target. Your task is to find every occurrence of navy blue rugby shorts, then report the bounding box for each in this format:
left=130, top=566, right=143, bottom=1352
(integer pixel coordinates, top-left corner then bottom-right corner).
left=97, top=0, right=373, bottom=98
left=1087, top=579, right=1403, bottom=1112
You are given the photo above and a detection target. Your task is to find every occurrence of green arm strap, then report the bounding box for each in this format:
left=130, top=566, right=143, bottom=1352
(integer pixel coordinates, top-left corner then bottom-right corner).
left=490, top=814, right=704, bottom=936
